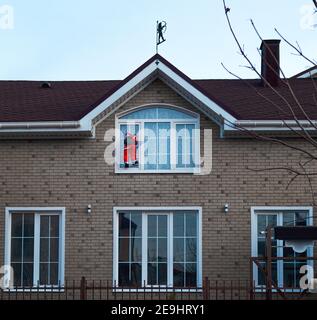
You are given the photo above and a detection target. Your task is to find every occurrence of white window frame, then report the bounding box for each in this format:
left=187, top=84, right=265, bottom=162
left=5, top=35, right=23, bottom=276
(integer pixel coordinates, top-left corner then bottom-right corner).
left=113, top=206, right=202, bottom=292
left=4, top=207, right=66, bottom=290
left=115, top=105, right=201, bottom=174
left=251, top=206, right=314, bottom=290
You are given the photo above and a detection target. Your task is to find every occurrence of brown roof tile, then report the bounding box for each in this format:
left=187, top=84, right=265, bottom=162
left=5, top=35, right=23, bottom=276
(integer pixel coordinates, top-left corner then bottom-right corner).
left=0, top=55, right=317, bottom=122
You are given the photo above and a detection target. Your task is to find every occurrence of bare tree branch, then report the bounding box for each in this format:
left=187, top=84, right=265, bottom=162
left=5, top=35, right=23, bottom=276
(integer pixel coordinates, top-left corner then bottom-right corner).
left=275, top=29, right=317, bottom=67
left=222, top=0, right=317, bottom=195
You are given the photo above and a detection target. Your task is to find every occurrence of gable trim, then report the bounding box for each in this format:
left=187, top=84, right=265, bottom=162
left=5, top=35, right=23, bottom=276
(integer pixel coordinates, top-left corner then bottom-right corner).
left=80, top=56, right=238, bottom=133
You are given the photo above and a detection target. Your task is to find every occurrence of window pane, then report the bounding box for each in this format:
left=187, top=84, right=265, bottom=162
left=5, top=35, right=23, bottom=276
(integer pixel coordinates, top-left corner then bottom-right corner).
left=257, top=215, right=267, bottom=235
left=131, top=238, right=142, bottom=262
left=147, top=238, right=157, bottom=262
left=50, top=216, right=60, bottom=237
left=10, top=213, right=35, bottom=287
left=50, top=263, right=59, bottom=285
left=158, top=108, right=194, bottom=120
left=173, top=212, right=198, bottom=287
left=283, top=212, right=294, bottom=226
left=23, top=214, right=34, bottom=237
left=23, top=238, right=34, bottom=263
left=176, top=124, right=195, bottom=168
left=256, top=213, right=277, bottom=287
left=173, top=263, right=184, bottom=287
left=40, top=238, right=49, bottom=262
left=119, top=212, right=130, bottom=237
left=144, top=123, right=158, bottom=170
left=295, top=212, right=308, bottom=226
left=158, top=263, right=167, bottom=285
left=40, top=216, right=49, bottom=237
left=157, top=123, right=170, bottom=170
left=258, top=262, right=277, bottom=286
left=11, top=214, right=23, bottom=237
left=130, top=213, right=142, bottom=237
left=147, top=263, right=157, bottom=285
left=121, top=107, right=157, bottom=120
left=118, top=263, right=129, bottom=286
left=186, top=238, right=197, bottom=262
left=173, top=238, right=184, bottom=262
left=185, top=263, right=197, bottom=287
left=40, top=263, right=48, bottom=285
left=258, top=239, right=265, bottom=257
left=284, top=263, right=295, bottom=288
left=39, top=215, right=60, bottom=286
left=147, top=262, right=167, bottom=286
left=186, top=212, right=197, bottom=237
left=158, top=238, right=167, bottom=262
left=11, top=238, right=22, bottom=262
left=295, top=263, right=307, bottom=288
left=144, top=123, right=171, bottom=170
left=120, top=107, right=195, bottom=120
left=173, top=213, right=184, bottom=237
left=257, top=262, right=266, bottom=286
left=131, top=263, right=142, bottom=287
left=148, top=215, right=157, bottom=237
left=12, top=263, right=22, bottom=287
left=22, top=263, right=33, bottom=287
left=50, top=238, right=59, bottom=262
left=158, top=215, right=167, bottom=237
left=119, top=238, right=129, bottom=262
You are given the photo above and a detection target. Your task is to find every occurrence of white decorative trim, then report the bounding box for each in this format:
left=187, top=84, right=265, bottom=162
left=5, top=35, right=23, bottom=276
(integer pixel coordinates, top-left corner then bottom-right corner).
left=81, top=59, right=237, bottom=133
left=225, top=120, right=317, bottom=132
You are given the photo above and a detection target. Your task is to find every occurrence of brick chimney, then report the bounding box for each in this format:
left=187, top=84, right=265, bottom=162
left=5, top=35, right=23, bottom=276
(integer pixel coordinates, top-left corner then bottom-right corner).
left=260, top=39, right=281, bottom=87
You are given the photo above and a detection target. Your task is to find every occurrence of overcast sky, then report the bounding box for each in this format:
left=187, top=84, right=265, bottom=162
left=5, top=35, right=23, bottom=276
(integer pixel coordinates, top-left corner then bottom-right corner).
left=1, top=0, right=317, bottom=80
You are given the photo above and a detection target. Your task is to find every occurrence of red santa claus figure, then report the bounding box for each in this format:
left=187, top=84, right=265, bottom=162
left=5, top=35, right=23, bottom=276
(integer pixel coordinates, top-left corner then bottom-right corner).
left=123, top=132, right=138, bottom=168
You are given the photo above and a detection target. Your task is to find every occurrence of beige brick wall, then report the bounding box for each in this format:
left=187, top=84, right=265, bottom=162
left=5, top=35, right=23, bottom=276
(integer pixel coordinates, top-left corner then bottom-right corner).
left=0, top=79, right=315, bottom=284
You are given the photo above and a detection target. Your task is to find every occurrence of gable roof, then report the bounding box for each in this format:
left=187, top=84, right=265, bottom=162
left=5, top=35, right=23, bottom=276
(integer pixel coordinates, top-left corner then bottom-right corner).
left=196, top=78, right=317, bottom=120
left=0, top=54, right=317, bottom=130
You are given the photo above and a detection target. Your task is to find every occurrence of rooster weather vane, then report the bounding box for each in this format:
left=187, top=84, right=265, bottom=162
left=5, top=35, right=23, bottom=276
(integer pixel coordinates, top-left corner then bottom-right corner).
left=156, top=21, right=167, bottom=54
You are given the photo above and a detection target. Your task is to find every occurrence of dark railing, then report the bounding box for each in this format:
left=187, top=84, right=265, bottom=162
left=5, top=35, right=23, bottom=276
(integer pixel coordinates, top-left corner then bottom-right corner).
left=0, top=277, right=315, bottom=300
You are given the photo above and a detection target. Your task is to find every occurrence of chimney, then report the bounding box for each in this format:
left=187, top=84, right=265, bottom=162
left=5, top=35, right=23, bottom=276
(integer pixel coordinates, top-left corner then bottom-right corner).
left=260, top=39, right=281, bottom=87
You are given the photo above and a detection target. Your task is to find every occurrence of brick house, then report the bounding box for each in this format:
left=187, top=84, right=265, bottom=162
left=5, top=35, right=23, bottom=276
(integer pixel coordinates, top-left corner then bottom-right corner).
left=0, top=39, right=316, bottom=295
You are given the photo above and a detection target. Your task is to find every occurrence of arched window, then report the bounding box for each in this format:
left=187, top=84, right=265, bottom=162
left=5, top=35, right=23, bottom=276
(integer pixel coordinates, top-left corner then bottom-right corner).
left=116, top=106, right=200, bottom=172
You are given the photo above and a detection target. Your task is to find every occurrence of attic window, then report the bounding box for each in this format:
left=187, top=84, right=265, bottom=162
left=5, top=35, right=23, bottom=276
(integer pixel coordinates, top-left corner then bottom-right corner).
left=116, top=106, right=200, bottom=173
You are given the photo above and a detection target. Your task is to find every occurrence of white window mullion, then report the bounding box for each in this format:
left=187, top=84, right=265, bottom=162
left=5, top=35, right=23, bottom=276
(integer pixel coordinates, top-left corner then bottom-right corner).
left=170, top=123, right=176, bottom=170
left=33, top=213, right=40, bottom=287
left=142, top=213, right=148, bottom=286
left=168, top=213, right=174, bottom=287
left=140, top=121, right=145, bottom=171
left=277, top=212, right=284, bottom=288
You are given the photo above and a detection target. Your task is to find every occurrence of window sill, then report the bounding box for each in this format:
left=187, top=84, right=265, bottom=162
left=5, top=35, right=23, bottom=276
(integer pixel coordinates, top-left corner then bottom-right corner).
left=2, top=287, right=65, bottom=293
left=254, top=286, right=304, bottom=293
left=112, top=287, right=203, bottom=293
left=115, top=168, right=201, bottom=174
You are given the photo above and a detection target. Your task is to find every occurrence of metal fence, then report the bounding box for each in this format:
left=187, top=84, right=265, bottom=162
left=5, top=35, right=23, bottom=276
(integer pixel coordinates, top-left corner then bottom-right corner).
left=0, top=277, right=315, bottom=300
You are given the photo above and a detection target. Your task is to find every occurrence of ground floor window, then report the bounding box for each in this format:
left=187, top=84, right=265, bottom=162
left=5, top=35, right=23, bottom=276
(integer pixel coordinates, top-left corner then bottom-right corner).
left=251, top=207, right=313, bottom=289
left=5, top=207, right=65, bottom=288
left=113, top=207, right=202, bottom=289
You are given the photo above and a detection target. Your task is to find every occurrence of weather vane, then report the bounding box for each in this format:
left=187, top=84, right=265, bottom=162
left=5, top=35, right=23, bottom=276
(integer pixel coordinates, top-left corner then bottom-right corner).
left=156, top=20, right=167, bottom=54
